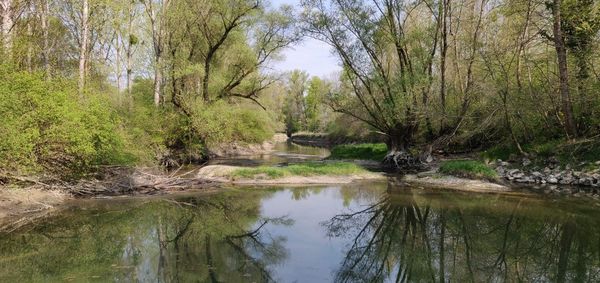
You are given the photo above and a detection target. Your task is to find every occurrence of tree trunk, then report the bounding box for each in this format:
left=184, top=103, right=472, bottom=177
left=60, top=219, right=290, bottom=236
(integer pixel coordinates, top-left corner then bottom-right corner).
left=40, top=0, right=50, bottom=78
left=26, top=16, right=33, bottom=72
left=552, top=0, right=577, bottom=138
left=78, top=0, right=90, bottom=96
left=1, top=0, right=13, bottom=59
left=154, top=59, right=162, bottom=106
left=439, top=0, right=449, bottom=131
left=115, top=37, right=122, bottom=94
left=202, top=58, right=211, bottom=102
left=126, top=1, right=134, bottom=99
left=382, top=124, right=423, bottom=171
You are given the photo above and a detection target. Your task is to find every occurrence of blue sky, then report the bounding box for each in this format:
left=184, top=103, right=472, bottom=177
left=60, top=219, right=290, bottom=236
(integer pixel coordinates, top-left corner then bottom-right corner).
left=269, top=0, right=341, bottom=78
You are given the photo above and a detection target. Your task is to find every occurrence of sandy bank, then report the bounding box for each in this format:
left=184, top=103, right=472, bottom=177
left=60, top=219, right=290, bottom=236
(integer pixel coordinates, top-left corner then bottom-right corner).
left=197, top=165, right=386, bottom=185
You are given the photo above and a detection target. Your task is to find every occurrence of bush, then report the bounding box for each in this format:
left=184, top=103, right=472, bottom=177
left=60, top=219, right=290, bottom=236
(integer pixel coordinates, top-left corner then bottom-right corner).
left=191, top=100, right=275, bottom=147
left=439, top=160, right=498, bottom=180
left=0, top=68, right=127, bottom=175
left=329, top=143, right=388, bottom=161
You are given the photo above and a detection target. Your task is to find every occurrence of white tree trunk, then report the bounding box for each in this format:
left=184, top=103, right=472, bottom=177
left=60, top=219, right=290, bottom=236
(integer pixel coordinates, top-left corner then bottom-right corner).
left=0, top=0, right=13, bottom=57
left=40, top=0, right=50, bottom=78
left=78, top=0, right=89, bottom=96
left=143, top=0, right=169, bottom=106
left=115, top=37, right=122, bottom=95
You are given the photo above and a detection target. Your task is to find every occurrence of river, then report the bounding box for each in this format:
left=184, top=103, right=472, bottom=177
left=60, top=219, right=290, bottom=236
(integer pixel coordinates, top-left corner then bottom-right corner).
left=1, top=142, right=599, bottom=282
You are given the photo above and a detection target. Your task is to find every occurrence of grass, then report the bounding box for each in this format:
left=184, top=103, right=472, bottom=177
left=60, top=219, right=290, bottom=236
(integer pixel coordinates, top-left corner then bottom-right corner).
left=329, top=143, right=388, bottom=161
left=439, top=160, right=498, bottom=180
left=231, top=162, right=369, bottom=179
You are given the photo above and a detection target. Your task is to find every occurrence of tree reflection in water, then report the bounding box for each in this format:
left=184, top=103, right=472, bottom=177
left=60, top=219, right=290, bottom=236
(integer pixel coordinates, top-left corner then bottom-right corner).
left=324, top=183, right=600, bottom=283
left=0, top=190, right=291, bottom=282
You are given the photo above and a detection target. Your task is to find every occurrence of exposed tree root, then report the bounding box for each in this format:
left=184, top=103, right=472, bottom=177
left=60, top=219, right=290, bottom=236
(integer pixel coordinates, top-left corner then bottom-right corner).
left=382, top=150, right=431, bottom=172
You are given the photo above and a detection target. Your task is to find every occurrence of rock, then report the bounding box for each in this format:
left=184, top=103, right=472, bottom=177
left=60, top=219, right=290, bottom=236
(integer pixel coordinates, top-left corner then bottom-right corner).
left=508, top=169, right=521, bottom=175
left=548, top=177, right=559, bottom=184
left=559, top=177, right=573, bottom=185
left=544, top=167, right=552, bottom=174
left=595, top=161, right=600, bottom=165
left=580, top=178, right=592, bottom=186
left=496, top=167, right=506, bottom=175
left=425, top=155, right=434, bottom=163
left=531, top=171, right=543, bottom=178
left=522, top=158, right=532, bottom=167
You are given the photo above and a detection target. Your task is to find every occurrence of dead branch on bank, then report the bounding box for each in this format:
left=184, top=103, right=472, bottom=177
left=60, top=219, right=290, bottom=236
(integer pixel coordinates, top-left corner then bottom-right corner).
left=0, top=167, right=216, bottom=198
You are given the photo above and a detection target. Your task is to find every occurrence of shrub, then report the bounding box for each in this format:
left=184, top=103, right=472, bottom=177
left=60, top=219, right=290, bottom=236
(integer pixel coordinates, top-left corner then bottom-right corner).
left=329, top=143, right=388, bottom=161
left=0, top=68, right=126, bottom=175
left=439, top=160, right=498, bottom=180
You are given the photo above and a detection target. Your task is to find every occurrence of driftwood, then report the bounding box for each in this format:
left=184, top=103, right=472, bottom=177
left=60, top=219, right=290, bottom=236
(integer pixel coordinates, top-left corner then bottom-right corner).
left=0, top=167, right=216, bottom=197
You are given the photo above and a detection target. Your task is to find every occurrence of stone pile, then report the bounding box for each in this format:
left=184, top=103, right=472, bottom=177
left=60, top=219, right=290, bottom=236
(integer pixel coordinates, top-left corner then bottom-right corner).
left=495, top=159, right=600, bottom=187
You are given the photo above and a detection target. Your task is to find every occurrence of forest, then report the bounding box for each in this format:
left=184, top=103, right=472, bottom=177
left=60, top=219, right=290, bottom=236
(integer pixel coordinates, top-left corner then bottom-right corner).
left=2, top=1, right=600, bottom=281
left=0, top=0, right=599, bottom=176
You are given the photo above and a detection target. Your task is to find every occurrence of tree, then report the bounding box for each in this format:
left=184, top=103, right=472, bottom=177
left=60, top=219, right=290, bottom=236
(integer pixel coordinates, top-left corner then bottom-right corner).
left=551, top=0, right=577, bottom=138
left=162, top=0, right=299, bottom=114
left=302, top=0, right=441, bottom=167
left=561, top=0, right=600, bottom=131
left=283, top=70, right=308, bottom=136
left=141, top=0, right=170, bottom=106
left=78, top=0, right=89, bottom=96
left=305, top=76, right=331, bottom=132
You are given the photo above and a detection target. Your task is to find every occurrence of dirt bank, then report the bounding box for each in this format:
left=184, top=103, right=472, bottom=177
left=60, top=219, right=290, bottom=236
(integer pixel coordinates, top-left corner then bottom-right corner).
left=197, top=165, right=387, bottom=185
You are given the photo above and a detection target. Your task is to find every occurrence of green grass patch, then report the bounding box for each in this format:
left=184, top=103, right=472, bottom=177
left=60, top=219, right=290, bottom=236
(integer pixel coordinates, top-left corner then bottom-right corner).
left=329, top=143, right=388, bottom=161
left=232, top=162, right=369, bottom=179
left=439, top=160, right=498, bottom=180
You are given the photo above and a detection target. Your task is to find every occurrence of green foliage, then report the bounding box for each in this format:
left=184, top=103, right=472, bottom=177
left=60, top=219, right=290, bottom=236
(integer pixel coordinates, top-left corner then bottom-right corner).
left=232, top=162, right=368, bottom=179
left=481, top=139, right=600, bottom=168
left=191, top=100, right=275, bottom=147
left=439, top=160, right=498, bottom=180
left=329, top=143, right=388, bottom=161
left=0, top=67, right=128, bottom=175
left=481, top=145, right=519, bottom=161
left=115, top=79, right=181, bottom=165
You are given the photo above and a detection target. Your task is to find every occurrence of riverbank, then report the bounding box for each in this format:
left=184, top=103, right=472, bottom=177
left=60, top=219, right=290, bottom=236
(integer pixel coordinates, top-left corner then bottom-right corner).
left=196, top=164, right=386, bottom=185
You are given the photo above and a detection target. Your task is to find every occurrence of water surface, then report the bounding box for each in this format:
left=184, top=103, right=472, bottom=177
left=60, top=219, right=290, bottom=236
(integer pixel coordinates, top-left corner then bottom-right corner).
left=1, top=183, right=600, bottom=282
left=207, top=142, right=330, bottom=167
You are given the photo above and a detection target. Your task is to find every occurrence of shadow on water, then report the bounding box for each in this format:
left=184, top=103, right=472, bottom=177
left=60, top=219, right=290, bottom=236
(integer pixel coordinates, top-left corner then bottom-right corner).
left=1, top=182, right=600, bottom=282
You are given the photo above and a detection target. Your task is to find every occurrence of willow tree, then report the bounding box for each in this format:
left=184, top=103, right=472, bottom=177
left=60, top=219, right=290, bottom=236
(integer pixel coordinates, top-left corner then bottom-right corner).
left=302, top=0, right=440, bottom=168
left=163, top=0, right=299, bottom=114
